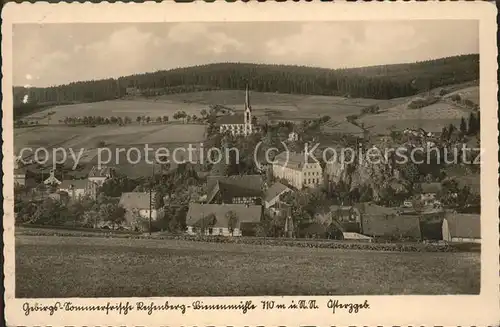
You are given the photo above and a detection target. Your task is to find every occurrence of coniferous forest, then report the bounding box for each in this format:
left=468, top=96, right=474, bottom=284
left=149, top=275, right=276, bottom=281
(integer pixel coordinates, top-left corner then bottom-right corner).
left=14, top=54, right=478, bottom=118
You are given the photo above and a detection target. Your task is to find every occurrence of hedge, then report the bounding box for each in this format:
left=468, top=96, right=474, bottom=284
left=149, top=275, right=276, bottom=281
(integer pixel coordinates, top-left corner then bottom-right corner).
left=14, top=226, right=475, bottom=253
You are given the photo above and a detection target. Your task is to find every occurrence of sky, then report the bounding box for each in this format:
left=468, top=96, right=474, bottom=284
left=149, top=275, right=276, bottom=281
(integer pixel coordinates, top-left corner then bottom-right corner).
left=13, top=20, right=479, bottom=87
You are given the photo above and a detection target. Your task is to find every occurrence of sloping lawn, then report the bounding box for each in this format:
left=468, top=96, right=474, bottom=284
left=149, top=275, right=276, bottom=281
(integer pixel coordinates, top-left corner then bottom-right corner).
left=15, top=236, right=480, bottom=297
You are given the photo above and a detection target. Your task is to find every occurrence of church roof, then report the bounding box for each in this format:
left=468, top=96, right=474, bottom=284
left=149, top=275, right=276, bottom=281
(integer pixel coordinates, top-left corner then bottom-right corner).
left=216, top=114, right=246, bottom=125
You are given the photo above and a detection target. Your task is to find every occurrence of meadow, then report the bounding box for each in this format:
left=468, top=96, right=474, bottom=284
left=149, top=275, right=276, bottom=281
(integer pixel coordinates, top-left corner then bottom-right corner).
left=15, top=235, right=480, bottom=298
left=358, top=101, right=473, bottom=135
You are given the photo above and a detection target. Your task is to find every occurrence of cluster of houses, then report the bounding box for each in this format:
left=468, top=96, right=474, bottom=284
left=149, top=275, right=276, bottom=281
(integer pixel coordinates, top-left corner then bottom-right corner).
left=14, top=165, right=114, bottom=201
left=13, top=87, right=481, bottom=244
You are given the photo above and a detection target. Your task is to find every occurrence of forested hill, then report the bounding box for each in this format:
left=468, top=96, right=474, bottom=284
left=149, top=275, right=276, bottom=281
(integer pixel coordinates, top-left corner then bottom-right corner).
left=14, top=54, right=478, bottom=112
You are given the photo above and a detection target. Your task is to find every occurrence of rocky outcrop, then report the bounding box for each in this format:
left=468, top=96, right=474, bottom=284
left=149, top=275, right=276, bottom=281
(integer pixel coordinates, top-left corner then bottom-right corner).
left=324, top=148, right=407, bottom=201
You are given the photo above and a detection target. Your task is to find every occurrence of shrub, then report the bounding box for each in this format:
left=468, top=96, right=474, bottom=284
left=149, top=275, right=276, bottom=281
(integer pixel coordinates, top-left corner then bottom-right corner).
left=407, top=96, right=440, bottom=109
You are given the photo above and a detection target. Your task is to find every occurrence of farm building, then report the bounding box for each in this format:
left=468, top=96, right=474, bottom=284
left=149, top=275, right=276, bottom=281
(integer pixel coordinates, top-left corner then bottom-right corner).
left=264, top=182, right=291, bottom=209
left=206, top=174, right=263, bottom=205
left=442, top=214, right=480, bottom=243
left=361, top=203, right=421, bottom=241
left=186, top=203, right=262, bottom=236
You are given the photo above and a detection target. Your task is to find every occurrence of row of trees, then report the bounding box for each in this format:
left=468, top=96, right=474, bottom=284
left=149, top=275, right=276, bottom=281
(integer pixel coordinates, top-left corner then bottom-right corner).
left=14, top=55, right=479, bottom=111
left=458, top=112, right=480, bottom=136
left=15, top=192, right=126, bottom=229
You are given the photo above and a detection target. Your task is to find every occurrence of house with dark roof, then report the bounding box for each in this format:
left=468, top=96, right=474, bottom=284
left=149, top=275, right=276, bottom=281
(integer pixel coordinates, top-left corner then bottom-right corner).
left=119, top=192, right=157, bottom=226
left=59, top=179, right=89, bottom=200
left=361, top=203, right=421, bottom=240
left=264, top=182, right=291, bottom=209
left=442, top=213, right=480, bottom=243
left=272, top=151, right=323, bottom=189
left=206, top=175, right=263, bottom=205
left=186, top=203, right=262, bottom=236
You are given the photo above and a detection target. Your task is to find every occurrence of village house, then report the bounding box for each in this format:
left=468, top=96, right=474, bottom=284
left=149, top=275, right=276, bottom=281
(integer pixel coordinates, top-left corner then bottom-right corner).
left=217, top=86, right=254, bottom=136
left=442, top=213, right=480, bottom=243
left=360, top=203, right=421, bottom=241
left=186, top=203, right=262, bottom=236
left=205, top=175, right=263, bottom=205
left=59, top=179, right=89, bottom=200
left=264, top=182, right=291, bottom=210
left=119, top=192, right=158, bottom=227
left=272, top=152, right=323, bottom=189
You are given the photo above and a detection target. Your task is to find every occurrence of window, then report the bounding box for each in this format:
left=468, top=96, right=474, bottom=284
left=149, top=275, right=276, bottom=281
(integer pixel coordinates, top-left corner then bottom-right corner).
left=208, top=228, right=213, bottom=235
left=219, top=228, right=224, bottom=235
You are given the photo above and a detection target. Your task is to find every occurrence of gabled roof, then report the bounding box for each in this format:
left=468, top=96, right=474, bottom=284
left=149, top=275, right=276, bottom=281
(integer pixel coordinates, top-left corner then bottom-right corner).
left=186, top=203, right=262, bottom=228
left=206, top=175, right=263, bottom=202
left=59, top=179, right=89, bottom=190
left=216, top=114, right=245, bottom=125
left=444, top=213, right=480, bottom=239
left=119, top=192, right=154, bottom=210
left=362, top=214, right=421, bottom=239
left=264, top=182, right=290, bottom=203
left=273, top=152, right=320, bottom=170
left=362, top=203, right=399, bottom=216
left=421, top=182, right=442, bottom=194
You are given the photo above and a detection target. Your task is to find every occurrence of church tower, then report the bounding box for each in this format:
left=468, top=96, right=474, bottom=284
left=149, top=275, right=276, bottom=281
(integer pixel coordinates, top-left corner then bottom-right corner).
left=244, top=84, right=252, bottom=135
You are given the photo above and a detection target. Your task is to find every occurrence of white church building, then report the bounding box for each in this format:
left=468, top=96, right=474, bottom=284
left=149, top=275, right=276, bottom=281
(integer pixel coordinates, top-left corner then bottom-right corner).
left=217, top=85, right=254, bottom=136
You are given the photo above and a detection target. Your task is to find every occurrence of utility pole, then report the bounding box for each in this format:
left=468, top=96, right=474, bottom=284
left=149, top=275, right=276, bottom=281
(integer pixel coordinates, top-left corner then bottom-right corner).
left=149, top=162, right=154, bottom=236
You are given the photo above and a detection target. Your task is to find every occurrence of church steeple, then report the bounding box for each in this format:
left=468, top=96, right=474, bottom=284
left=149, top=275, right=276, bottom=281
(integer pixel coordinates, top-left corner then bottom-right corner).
left=245, top=84, right=251, bottom=111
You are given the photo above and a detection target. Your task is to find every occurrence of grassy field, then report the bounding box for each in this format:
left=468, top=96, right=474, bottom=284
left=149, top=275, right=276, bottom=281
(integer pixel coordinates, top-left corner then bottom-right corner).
left=358, top=101, right=473, bottom=135
left=357, top=84, right=478, bottom=135
left=444, top=85, right=480, bottom=105
left=15, top=124, right=206, bottom=153
left=23, top=99, right=208, bottom=124
left=15, top=235, right=480, bottom=297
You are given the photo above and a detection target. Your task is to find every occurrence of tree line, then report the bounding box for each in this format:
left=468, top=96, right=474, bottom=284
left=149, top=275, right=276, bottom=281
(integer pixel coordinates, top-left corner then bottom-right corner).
left=14, top=54, right=479, bottom=117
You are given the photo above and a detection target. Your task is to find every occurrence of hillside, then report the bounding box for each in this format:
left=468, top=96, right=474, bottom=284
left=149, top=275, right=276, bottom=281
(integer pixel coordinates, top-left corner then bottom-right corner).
left=14, top=54, right=479, bottom=118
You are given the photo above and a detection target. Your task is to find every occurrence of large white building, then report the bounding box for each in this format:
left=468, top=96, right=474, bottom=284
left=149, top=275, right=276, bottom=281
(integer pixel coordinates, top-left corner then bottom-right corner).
left=217, top=86, right=254, bottom=136
left=272, top=152, right=323, bottom=189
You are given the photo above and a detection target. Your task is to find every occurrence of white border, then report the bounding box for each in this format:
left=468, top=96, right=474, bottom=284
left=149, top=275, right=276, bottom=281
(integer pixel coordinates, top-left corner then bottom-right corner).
left=2, top=2, right=499, bottom=326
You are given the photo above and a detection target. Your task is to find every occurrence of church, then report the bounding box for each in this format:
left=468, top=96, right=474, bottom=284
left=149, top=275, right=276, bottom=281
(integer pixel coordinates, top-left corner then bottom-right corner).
left=217, top=85, right=254, bottom=136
